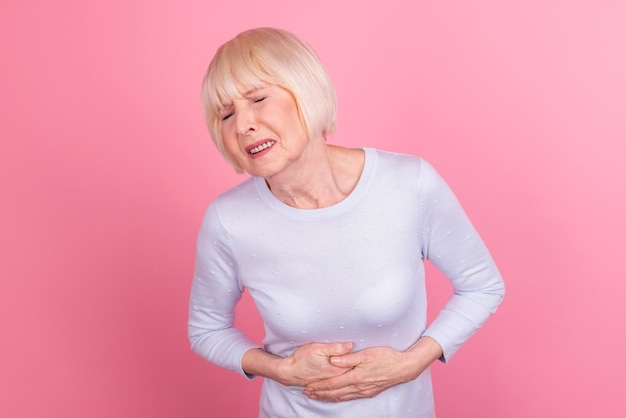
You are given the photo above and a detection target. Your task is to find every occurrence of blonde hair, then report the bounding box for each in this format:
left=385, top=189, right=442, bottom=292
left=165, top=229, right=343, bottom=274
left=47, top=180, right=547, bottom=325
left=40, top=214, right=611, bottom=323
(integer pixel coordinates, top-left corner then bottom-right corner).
left=201, top=27, right=337, bottom=170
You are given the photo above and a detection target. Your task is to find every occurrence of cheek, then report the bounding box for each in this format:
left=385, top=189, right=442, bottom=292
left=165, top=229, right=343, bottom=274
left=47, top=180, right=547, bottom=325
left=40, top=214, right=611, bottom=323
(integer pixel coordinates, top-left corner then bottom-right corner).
left=220, top=123, right=236, bottom=146
left=287, top=111, right=307, bottom=137
left=223, top=137, right=240, bottom=156
left=221, top=131, right=242, bottom=159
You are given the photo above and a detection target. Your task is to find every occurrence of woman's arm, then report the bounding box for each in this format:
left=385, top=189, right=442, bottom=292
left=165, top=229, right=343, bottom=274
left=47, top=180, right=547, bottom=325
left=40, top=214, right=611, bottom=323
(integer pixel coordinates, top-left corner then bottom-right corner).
left=417, top=159, right=505, bottom=361
left=188, top=204, right=260, bottom=378
left=242, top=342, right=355, bottom=386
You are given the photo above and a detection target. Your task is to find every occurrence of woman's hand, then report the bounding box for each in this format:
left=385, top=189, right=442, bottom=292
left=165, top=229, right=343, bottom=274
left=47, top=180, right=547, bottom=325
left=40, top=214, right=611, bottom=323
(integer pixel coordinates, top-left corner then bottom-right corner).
left=277, top=341, right=355, bottom=387
left=242, top=342, right=355, bottom=387
left=302, top=336, right=443, bottom=402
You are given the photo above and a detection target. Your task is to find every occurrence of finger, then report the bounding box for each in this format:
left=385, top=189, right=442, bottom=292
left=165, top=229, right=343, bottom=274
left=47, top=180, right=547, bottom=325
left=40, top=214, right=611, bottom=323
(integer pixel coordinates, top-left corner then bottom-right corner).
left=304, top=385, right=353, bottom=402
left=307, top=383, right=379, bottom=402
left=305, top=370, right=353, bottom=391
left=323, top=341, right=353, bottom=357
left=329, top=352, right=363, bottom=368
left=332, top=388, right=378, bottom=402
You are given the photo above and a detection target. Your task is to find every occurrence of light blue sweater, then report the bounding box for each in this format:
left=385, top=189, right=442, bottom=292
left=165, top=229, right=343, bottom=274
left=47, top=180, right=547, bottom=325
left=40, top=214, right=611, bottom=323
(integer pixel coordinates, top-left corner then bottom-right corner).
left=188, top=148, right=504, bottom=417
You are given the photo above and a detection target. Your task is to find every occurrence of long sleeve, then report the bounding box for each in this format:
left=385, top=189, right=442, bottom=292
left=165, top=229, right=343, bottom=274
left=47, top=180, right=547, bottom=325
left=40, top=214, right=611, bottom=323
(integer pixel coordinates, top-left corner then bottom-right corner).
left=419, top=160, right=505, bottom=361
left=187, top=203, right=260, bottom=378
left=186, top=150, right=503, bottom=416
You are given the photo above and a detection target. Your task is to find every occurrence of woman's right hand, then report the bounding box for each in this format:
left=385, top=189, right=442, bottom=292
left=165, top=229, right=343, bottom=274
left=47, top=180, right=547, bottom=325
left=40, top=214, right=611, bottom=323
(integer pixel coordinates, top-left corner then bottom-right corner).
left=242, top=342, right=354, bottom=387
left=278, top=342, right=355, bottom=387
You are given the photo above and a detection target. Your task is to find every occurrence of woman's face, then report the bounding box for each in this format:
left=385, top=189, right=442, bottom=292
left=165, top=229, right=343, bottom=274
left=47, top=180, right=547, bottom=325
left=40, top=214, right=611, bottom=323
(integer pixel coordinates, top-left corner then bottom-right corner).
left=219, top=83, right=310, bottom=179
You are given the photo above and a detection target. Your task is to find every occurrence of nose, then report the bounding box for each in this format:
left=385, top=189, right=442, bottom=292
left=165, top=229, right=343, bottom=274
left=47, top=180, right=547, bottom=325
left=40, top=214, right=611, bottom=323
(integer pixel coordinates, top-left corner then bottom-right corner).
left=235, top=106, right=256, bottom=135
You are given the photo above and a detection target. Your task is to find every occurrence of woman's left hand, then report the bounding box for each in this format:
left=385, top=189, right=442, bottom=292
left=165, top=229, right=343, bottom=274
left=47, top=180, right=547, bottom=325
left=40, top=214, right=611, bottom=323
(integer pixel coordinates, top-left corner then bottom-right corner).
left=302, top=336, right=443, bottom=402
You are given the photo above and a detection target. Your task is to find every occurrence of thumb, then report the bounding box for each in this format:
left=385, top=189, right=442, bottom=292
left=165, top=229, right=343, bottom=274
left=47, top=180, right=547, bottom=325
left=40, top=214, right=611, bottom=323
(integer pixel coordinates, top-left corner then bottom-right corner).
left=329, top=351, right=359, bottom=368
left=327, top=342, right=357, bottom=367
left=326, top=341, right=353, bottom=356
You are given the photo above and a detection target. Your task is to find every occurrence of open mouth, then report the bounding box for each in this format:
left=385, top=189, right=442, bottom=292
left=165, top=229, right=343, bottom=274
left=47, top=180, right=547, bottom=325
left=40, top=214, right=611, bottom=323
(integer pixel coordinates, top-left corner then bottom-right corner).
left=248, top=140, right=276, bottom=155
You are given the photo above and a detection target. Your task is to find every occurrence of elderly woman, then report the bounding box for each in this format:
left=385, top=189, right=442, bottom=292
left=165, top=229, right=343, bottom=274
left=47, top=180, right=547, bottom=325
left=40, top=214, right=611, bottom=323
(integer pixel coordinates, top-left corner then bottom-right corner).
left=188, top=27, right=504, bottom=417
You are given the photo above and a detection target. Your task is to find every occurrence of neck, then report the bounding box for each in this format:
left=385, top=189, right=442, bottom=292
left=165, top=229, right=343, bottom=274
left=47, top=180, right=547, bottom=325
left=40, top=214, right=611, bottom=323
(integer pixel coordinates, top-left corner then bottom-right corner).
left=265, top=144, right=364, bottom=209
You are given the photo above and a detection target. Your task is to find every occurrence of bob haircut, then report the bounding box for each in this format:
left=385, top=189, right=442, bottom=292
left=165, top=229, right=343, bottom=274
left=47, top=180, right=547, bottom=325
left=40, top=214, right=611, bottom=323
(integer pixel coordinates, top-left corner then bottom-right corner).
left=201, top=27, right=337, bottom=171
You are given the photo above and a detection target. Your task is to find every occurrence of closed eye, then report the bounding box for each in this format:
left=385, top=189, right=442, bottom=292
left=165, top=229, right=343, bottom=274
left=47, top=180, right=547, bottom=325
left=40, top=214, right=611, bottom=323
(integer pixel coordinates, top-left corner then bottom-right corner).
left=221, top=112, right=233, bottom=121
left=253, top=97, right=266, bottom=103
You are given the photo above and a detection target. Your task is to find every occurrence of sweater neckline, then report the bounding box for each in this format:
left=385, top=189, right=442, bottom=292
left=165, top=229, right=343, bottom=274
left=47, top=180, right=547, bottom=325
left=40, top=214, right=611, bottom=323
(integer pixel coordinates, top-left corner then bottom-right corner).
left=253, top=148, right=376, bottom=220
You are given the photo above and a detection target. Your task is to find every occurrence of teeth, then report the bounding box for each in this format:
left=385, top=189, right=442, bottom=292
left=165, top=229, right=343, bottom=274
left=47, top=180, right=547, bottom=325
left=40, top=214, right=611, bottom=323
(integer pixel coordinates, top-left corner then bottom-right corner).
left=249, top=141, right=275, bottom=154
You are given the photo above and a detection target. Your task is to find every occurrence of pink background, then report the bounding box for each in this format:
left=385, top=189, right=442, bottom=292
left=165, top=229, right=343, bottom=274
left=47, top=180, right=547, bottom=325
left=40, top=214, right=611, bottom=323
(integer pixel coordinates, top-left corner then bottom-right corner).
left=2, top=1, right=625, bottom=417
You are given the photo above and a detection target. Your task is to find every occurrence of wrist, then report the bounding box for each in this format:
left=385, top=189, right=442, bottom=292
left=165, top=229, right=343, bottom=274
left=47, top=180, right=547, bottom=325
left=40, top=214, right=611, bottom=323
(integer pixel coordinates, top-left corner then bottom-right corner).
left=242, top=348, right=283, bottom=381
left=403, top=336, right=444, bottom=380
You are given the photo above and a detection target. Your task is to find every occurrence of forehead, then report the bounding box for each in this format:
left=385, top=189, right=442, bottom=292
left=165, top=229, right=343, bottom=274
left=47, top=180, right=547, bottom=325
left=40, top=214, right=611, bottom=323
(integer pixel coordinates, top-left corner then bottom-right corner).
left=220, top=83, right=270, bottom=107
left=212, top=72, right=270, bottom=108
left=209, top=50, right=273, bottom=106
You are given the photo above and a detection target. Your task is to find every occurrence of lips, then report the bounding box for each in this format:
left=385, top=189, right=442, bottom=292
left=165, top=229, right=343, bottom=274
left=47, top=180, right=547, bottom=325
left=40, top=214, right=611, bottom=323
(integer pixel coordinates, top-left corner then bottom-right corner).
left=246, top=140, right=276, bottom=156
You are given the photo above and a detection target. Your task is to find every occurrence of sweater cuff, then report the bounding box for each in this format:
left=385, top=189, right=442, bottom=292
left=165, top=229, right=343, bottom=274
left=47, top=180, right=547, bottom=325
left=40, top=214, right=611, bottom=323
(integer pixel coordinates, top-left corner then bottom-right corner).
left=238, top=345, right=264, bottom=380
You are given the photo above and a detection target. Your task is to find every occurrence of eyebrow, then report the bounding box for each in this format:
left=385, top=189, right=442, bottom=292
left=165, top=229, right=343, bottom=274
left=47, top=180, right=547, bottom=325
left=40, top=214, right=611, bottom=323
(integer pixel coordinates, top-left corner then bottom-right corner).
left=242, top=86, right=268, bottom=96
left=217, top=85, right=267, bottom=110
left=217, top=103, right=233, bottom=115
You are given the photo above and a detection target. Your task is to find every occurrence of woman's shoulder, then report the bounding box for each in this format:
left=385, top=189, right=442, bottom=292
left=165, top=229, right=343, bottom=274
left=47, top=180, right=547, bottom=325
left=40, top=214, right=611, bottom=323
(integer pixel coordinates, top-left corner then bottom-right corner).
left=367, top=148, right=431, bottom=175
left=204, top=177, right=260, bottom=218
left=212, top=177, right=257, bottom=203
left=365, top=148, right=451, bottom=197
left=198, top=177, right=263, bottom=234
